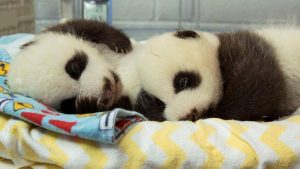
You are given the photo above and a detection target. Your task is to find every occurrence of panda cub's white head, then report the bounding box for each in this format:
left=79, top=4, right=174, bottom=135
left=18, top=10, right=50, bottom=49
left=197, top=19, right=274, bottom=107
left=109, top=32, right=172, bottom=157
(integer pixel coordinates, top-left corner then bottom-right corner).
left=8, top=32, right=121, bottom=113
left=136, top=30, right=222, bottom=121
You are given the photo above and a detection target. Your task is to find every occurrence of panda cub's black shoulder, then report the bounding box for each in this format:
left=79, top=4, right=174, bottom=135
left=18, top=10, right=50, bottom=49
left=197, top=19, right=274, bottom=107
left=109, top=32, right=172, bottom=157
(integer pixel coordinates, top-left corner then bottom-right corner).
left=46, top=19, right=132, bottom=54
left=214, top=31, right=289, bottom=121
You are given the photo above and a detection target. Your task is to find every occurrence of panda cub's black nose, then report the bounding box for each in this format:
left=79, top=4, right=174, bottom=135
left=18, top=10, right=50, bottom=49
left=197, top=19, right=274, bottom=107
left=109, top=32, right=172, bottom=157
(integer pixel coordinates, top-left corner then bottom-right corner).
left=180, top=107, right=214, bottom=122
left=180, top=109, right=200, bottom=122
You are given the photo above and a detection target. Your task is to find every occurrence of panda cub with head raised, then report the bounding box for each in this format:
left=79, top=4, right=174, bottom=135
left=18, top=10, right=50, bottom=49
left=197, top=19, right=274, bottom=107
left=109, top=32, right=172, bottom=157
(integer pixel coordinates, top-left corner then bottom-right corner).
left=7, top=19, right=131, bottom=114
left=113, top=28, right=300, bottom=122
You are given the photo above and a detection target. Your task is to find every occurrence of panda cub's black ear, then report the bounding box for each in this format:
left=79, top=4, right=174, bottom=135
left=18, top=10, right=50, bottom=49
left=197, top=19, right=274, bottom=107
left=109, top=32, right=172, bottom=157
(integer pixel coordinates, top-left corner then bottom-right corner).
left=175, top=30, right=200, bottom=39
left=65, top=51, right=88, bottom=80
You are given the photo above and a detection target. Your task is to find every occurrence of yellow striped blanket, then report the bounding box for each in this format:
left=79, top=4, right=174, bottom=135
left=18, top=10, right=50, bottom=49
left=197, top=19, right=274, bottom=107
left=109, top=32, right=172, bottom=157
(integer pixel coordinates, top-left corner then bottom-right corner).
left=0, top=110, right=300, bottom=169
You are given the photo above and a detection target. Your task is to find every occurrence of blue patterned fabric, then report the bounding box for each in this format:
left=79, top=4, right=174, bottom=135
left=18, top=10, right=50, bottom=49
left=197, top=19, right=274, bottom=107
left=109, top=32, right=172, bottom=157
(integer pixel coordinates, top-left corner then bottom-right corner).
left=0, top=34, right=146, bottom=144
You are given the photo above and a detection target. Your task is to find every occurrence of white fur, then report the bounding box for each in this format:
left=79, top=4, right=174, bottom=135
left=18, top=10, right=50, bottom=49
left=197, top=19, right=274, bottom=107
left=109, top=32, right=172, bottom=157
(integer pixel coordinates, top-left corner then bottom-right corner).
left=7, top=32, right=115, bottom=109
left=114, top=40, right=144, bottom=104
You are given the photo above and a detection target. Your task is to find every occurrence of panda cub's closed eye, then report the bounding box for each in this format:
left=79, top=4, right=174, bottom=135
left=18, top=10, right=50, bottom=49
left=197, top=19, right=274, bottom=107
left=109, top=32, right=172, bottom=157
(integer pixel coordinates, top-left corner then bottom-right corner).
left=173, top=71, right=201, bottom=93
left=65, top=51, right=88, bottom=80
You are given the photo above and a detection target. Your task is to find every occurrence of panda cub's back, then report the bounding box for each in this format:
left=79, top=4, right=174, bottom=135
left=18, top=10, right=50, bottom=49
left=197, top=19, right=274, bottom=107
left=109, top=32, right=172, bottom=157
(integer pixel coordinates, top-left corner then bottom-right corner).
left=257, top=28, right=300, bottom=110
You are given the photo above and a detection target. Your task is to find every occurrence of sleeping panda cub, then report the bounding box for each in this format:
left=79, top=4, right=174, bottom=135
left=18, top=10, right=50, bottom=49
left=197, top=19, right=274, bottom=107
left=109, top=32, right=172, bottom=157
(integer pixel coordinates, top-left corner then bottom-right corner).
left=113, top=28, right=300, bottom=121
left=7, top=20, right=131, bottom=114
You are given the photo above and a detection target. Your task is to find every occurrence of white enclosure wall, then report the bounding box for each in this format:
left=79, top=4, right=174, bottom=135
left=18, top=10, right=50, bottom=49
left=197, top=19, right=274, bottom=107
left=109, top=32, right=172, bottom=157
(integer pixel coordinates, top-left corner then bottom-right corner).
left=35, top=0, right=300, bottom=40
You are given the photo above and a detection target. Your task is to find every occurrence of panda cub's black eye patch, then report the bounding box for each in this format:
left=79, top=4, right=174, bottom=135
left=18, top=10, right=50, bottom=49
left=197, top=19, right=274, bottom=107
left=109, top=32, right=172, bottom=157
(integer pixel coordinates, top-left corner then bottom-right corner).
left=175, top=30, right=200, bottom=39
left=65, top=51, right=88, bottom=80
left=173, top=71, right=201, bottom=93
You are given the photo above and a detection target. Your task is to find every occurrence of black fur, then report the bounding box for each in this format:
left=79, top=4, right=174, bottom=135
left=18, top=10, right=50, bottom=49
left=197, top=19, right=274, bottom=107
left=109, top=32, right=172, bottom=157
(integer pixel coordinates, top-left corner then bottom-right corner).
left=175, top=30, right=200, bottom=39
left=61, top=95, right=113, bottom=114
left=74, top=96, right=106, bottom=114
left=135, top=90, right=166, bottom=121
left=113, top=96, right=132, bottom=110
left=107, top=91, right=166, bottom=121
left=210, top=31, right=290, bottom=121
left=46, top=19, right=132, bottom=54
left=173, top=71, right=201, bottom=93
left=60, top=97, right=76, bottom=114
left=65, top=51, right=88, bottom=80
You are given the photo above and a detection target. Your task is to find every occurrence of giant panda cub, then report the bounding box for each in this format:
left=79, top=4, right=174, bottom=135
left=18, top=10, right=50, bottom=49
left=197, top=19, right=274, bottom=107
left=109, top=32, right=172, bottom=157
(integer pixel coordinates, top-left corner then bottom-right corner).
left=7, top=20, right=131, bottom=114
left=113, top=28, right=300, bottom=122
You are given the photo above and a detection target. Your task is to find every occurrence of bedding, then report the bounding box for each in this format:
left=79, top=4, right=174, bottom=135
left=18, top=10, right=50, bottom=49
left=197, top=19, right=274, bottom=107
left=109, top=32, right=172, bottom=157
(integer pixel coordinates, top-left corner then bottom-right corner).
left=0, top=34, right=300, bottom=169
left=0, top=109, right=300, bottom=169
